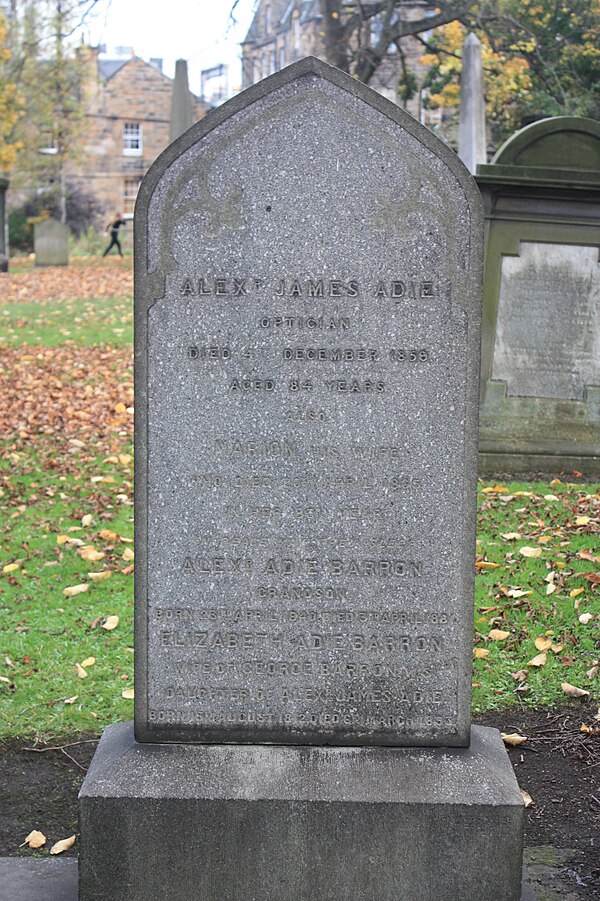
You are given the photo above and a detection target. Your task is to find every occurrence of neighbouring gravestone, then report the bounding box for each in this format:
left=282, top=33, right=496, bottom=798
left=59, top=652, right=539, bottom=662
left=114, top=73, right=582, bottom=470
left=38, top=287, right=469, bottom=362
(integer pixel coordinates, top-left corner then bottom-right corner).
left=34, top=218, right=69, bottom=266
left=79, top=58, right=524, bottom=901
left=0, top=178, right=8, bottom=272
left=457, top=33, right=487, bottom=175
left=477, top=116, right=600, bottom=474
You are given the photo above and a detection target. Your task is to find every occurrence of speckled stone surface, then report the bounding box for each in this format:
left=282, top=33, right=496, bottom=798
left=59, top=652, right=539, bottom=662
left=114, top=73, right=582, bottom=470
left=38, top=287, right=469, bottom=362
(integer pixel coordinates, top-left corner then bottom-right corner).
left=78, top=721, right=524, bottom=901
left=134, top=57, right=483, bottom=746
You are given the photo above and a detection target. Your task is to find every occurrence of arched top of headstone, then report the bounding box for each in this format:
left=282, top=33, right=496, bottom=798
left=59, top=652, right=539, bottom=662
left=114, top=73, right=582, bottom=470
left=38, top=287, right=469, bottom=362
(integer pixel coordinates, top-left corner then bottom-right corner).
left=478, top=116, right=600, bottom=187
left=135, top=56, right=482, bottom=303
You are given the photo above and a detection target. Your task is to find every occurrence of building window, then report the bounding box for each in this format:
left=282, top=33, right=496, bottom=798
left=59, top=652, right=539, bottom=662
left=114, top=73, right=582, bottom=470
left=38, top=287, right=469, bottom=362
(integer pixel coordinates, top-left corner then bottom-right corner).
left=253, top=57, right=261, bottom=84
left=123, top=177, right=142, bottom=217
left=279, top=43, right=286, bottom=69
left=270, top=48, right=276, bottom=75
left=261, top=53, right=267, bottom=79
left=123, top=122, right=142, bottom=156
left=265, top=4, right=272, bottom=33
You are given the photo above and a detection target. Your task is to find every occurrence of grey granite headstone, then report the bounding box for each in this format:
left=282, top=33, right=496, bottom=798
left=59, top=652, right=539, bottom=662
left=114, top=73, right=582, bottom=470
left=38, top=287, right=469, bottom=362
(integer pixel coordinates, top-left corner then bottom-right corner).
left=34, top=219, right=69, bottom=266
left=134, top=56, right=483, bottom=747
left=80, top=59, right=524, bottom=901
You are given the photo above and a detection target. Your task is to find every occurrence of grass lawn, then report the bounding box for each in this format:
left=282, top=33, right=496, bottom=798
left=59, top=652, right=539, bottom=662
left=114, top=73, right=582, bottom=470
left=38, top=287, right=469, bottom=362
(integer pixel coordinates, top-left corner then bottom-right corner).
left=0, top=262, right=598, bottom=740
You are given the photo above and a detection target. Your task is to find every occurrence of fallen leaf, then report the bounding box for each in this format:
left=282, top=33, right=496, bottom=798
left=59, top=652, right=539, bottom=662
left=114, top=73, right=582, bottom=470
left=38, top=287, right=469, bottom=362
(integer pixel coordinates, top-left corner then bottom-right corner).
left=64, top=696, right=78, bottom=704
left=582, top=572, right=600, bottom=587
left=570, top=588, right=585, bottom=598
left=577, top=550, right=600, bottom=563
left=534, top=636, right=552, bottom=652
left=551, top=643, right=564, bottom=654
left=2, top=563, right=20, bottom=574
left=79, top=546, right=105, bottom=563
left=580, top=723, right=600, bottom=735
left=501, top=732, right=528, bottom=747
left=521, top=790, right=533, bottom=808
left=24, top=830, right=46, bottom=849
left=63, top=583, right=89, bottom=598
left=488, top=629, right=510, bottom=641
left=101, top=615, right=119, bottom=631
left=121, top=688, right=134, bottom=699
left=579, top=613, right=594, bottom=624
left=505, top=588, right=532, bottom=599
left=75, top=663, right=88, bottom=679
left=527, top=652, right=547, bottom=667
left=99, top=529, right=118, bottom=542
left=474, top=648, right=490, bottom=658
left=544, top=494, right=558, bottom=501
left=501, top=532, right=521, bottom=540
left=81, top=514, right=93, bottom=527
left=520, top=547, right=542, bottom=558
left=561, top=682, right=590, bottom=699
left=586, top=663, right=599, bottom=679
left=511, top=670, right=528, bottom=682
left=119, top=453, right=132, bottom=465
left=546, top=583, right=557, bottom=595
left=50, top=836, right=76, bottom=855
left=122, top=547, right=134, bottom=562
left=89, top=570, right=112, bottom=583
left=482, top=485, right=508, bottom=493
left=81, top=657, right=96, bottom=668
left=576, top=516, right=590, bottom=526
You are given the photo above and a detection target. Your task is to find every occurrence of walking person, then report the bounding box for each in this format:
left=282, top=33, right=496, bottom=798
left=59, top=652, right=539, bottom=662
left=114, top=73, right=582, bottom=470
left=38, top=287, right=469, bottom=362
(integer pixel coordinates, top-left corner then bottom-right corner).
left=103, top=214, right=126, bottom=257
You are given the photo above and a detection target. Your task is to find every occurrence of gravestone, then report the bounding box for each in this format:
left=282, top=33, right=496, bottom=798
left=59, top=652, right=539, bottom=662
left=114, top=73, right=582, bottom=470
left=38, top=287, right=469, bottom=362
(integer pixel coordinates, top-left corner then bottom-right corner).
left=79, top=57, right=523, bottom=901
left=0, top=177, right=8, bottom=273
left=477, top=117, right=600, bottom=474
left=34, top=219, right=69, bottom=266
left=457, top=32, right=487, bottom=175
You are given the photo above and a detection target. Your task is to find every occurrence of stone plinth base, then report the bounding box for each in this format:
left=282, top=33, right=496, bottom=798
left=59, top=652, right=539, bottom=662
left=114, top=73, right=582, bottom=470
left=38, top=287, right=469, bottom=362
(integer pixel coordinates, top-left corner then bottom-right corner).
left=79, top=722, right=523, bottom=901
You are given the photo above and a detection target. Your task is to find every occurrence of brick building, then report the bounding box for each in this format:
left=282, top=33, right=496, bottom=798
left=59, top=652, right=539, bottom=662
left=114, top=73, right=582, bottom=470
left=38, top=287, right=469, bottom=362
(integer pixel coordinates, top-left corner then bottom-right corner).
left=241, top=0, right=433, bottom=120
left=69, top=49, right=210, bottom=223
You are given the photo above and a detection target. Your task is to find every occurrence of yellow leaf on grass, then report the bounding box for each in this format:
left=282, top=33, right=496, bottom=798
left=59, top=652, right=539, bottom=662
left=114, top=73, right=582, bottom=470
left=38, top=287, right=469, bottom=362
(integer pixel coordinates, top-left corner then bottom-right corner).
left=56, top=535, right=69, bottom=545
left=122, top=688, right=134, bottom=699
left=101, top=615, right=119, bottom=631
left=576, top=516, right=590, bottom=526
left=506, top=588, right=532, bottom=598
left=520, top=547, right=542, bottom=558
left=50, top=835, right=76, bottom=855
left=89, top=571, right=112, bottom=583
left=81, top=657, right=96, bottom=668
left=521, top=790, right=533, bottom=808
left=475, top=560, right=499, bottom=569
left=570, top=588, right=585, bottom=599
left=534, top=636, right=552, bottom=652
left=544, top=494, right=559, bottom=501
left=2, top=563, right=19, bottom=574
left=99, top=529, right=118, bottom=542
left=501, top=732, right=528, bottom=747
left=81, top=514, right=93, bottom=527
left=586, top=663, right=599, bottom=679
left=501, top=532, right=521, bottom=540
left=581, top=723, right=600, bottom=735
left=488, top=629, right=510, bottom=640
left=64, top=696, right=78, bottom=704
left=75, top=663, right=87, bottom=679
left=24, top=830, right=46, bottom=849
left=551, top=643, right=564, bottom=654
left=122, top=547, right=134, bottom=562
left=546, top=583, right=557, bottom=595
left=562, top=682, right=590, bottom=699
left=79, top=547, right=105, bottom=563
left=482, top=485, right=508, bottom=493
left=511, top=670, right=528, bottom=682
left=579, top=613, right=595, bottom=624
left=474, top=648, right=490, bottom=658
left=63, top=584, right=89, bottom=598
left=115, top=402, right=127, bottom=414
left=119, top=453, right=132, bottom=465
left=527, top=652, right=547, bottom=667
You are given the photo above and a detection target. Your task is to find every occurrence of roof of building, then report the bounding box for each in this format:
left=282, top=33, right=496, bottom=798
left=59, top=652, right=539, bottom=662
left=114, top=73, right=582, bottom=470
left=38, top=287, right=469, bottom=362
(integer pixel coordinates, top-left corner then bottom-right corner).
left=98, top=59, right=129, bottom=80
